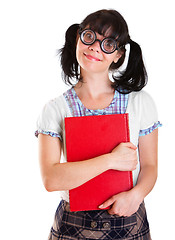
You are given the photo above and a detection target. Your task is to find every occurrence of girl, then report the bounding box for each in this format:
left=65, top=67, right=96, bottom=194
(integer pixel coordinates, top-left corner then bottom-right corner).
left=35, top=9, right=162, bottom=239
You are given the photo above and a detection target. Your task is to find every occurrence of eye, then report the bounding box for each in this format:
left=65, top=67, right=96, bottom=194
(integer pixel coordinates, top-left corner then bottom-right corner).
left=103, top=39, right=116, bottom=52
left=82, top=30, right=95, bottom=44
left=84, top=32, right=93, bottom=41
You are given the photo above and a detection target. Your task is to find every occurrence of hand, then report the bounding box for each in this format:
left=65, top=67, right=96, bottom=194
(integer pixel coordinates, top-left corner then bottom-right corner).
left=99, top=188, right=143, bottom=217
left=109, top=142, right=138, bottom=171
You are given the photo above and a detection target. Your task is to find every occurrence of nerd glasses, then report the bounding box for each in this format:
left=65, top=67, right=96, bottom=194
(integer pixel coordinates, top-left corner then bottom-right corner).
left=79, top=29, right=118, bottom=54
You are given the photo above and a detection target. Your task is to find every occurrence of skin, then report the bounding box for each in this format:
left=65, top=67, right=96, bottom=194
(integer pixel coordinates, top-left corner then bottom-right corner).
left=38, top=30, right=158, bottom=217
left=99, top=130, right=158, bottom=216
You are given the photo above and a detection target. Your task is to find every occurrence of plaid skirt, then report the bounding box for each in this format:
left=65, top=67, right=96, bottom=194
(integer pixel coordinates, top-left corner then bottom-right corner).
left=48, top=200, right=151, bottom=240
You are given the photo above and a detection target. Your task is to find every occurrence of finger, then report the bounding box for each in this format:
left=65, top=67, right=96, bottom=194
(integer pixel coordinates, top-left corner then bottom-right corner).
left=124, top=142, right=137, bottom=150
left=98, top=196, right=116, bottom=209
left=108, top=207, right=124, bottom=216
left=108, top=208, right=116, bottom=215
left=107, top=201, right=119, bottom=215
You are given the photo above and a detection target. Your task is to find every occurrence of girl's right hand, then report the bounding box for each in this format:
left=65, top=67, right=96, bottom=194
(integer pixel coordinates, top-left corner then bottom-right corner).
left=109, top=142, right=138, bottom=171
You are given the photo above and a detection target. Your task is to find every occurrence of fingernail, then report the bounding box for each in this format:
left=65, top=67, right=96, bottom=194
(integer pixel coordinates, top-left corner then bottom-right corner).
left=99, top=204, right=104, bottom=208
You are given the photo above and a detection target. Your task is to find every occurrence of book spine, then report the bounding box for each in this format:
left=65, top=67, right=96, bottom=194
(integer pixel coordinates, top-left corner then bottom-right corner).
left=124, top=113, right=130, bottom=142
left=124, top=113, right=133, bottom=188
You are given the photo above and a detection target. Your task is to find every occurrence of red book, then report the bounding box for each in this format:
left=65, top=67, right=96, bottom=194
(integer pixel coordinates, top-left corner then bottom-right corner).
left=65, top=114, right=133, bottom=212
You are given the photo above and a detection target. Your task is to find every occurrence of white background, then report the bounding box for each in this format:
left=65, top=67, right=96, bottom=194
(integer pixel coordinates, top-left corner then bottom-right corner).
left=0, top=0, right=174, bottom=239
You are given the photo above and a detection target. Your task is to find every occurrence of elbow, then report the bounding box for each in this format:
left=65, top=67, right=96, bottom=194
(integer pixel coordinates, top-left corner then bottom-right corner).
left=45, top=184, right=55, bottom=192
left=43, top=177, right=59, bottom=192
left=44, top=180, right=54, bottom=192
left=43, top=176, right=66, bottom=192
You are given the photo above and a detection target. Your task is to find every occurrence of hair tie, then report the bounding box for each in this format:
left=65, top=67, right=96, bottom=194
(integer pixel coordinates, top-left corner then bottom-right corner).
left=109, top=42, right=130, bottom=81
left=110, top=43, right=130, bottom=80
left=119, top=43, right=130, bottom=72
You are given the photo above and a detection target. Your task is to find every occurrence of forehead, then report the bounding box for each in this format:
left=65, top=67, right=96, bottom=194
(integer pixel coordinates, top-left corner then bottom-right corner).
left=87, top=23, right=117, bottom=39
left=81, top=14, right=119, bottom=39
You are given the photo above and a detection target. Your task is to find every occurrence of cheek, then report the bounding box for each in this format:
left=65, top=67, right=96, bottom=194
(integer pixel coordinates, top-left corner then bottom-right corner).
left=76, top=39, right=85, bottom=63
left=76, top=39, right=86, bottom=53
left=113, top=51, right=121, bottom=63
left=76, top=46, right=81, bottom=66
left=103, top=54, right=118, bottom=66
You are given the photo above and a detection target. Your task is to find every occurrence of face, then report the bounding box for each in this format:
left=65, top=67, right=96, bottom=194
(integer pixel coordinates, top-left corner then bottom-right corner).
left=76, top=29, right=122, bottom=75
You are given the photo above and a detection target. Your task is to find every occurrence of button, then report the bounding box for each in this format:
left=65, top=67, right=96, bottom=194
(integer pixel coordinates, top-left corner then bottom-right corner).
left=91, top=221, right=98, bottom=228
left=103, top=222, right=111, bottom=229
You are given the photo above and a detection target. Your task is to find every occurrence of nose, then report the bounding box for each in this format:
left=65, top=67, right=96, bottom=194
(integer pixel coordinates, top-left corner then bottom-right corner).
left=88, top=40, right=101, bottom=53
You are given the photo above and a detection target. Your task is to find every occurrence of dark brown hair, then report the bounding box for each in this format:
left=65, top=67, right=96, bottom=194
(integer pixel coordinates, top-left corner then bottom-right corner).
left=59, top=9, right=147, bottom=93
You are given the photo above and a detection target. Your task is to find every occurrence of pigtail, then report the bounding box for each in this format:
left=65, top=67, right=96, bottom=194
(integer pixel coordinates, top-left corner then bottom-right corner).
left=112, top=39, right=147, bottom=93
left=59, top=24, right=80, bottom=85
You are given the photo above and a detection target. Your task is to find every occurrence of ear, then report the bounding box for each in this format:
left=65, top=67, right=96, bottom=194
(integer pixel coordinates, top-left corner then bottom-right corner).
left=113, top=52, right=122, bottom=63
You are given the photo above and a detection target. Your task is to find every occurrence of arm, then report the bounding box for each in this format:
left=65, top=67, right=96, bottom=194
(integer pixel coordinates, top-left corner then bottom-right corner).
left=38, top=134, right=110, bottom=191
left=134, top=128, right=158, bottom=198
left=99, top=129, right=158, bottom=216
left=38, top=134, right=138, bottom=192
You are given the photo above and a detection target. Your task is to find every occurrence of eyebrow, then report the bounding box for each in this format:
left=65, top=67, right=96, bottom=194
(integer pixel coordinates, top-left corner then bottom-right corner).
left=88, top=28, right=117, bottom=40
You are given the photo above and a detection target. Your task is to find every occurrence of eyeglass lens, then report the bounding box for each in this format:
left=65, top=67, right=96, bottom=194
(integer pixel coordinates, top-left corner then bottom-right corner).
left=80, top=29, right=117, bottom=54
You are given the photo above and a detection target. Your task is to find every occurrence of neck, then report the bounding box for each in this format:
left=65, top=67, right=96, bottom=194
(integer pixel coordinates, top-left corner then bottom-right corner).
left=75, top=68, right=113, bottom=98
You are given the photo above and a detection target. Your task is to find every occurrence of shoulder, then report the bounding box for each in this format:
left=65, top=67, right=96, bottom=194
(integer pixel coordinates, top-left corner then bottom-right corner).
left=46, top=93, right=66, bottom=108
left=41, top=95, right=64, bottom=117
left=129, top=90, right=159, bottom=129
left=129, top=90, right=157, bottom=111
left=36, top=91, right=72, bottom=138
left=43, top=91, right=71, bottom=116
left=38, top=91, right=71, bottom=125
left=130, top=90, right=155, bottom=103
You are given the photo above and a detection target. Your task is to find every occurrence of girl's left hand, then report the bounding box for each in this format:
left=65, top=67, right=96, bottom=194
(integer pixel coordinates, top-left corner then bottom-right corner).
left=99, top=188, right=143, bottom=217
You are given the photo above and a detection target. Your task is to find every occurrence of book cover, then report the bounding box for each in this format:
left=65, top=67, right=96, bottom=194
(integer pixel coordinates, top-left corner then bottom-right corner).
left=65, top=114, right=133, bottom=212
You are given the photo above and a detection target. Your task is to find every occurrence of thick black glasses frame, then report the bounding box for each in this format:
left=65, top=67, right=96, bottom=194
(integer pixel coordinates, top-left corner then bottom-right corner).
left=79, top=29, right=118, bottom=54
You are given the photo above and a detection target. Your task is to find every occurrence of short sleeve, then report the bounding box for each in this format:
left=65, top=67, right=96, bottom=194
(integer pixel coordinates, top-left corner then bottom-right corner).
left=35, top=98, right=63, bottom=140
left=139, top=91, right=162, bottom=136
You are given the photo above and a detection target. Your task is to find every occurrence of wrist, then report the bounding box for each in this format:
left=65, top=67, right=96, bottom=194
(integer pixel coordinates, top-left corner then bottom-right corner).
left=131, top=185, right=145, bottom=203
left=104, top=153, right=114, bottom=170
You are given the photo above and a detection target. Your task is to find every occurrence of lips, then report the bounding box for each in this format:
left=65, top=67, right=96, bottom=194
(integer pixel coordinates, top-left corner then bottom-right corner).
left=84, top=53, right=101, bottom=61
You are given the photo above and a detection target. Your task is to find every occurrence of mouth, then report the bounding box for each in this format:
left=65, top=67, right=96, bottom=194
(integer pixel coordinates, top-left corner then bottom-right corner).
left=83, top=53, right=101, bottom=62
